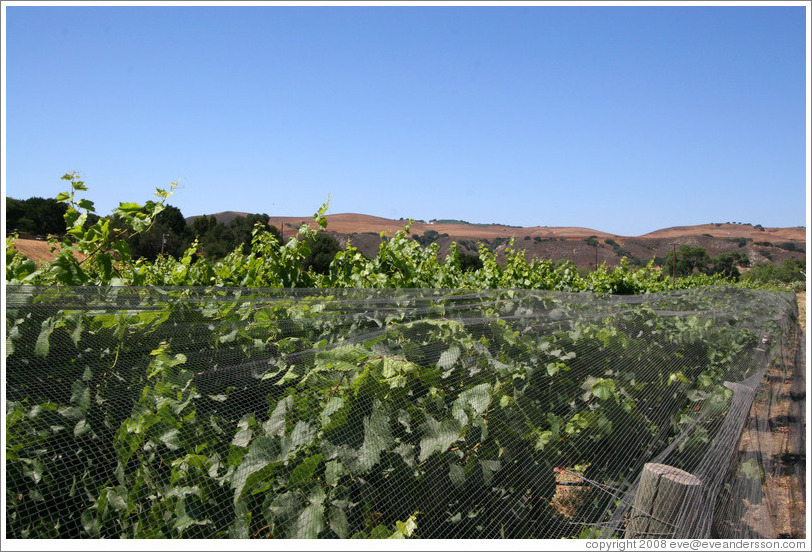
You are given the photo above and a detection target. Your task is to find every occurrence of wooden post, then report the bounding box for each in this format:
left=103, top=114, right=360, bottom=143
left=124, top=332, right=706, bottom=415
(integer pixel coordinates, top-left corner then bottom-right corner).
left=626, top=463, right=703, bottom=538
left=672, top=245, right=677, bottom=285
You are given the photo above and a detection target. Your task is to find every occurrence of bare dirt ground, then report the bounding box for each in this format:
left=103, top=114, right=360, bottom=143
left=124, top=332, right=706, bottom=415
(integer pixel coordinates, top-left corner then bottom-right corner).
left=735, top=294, right=806, bottom=539
left=7, top=238, right=89, bottom=267
left=8, top=238, right=61, bottom=265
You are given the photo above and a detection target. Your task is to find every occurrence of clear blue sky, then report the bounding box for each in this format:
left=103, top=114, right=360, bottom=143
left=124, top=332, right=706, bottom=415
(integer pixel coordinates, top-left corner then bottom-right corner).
left=3, top=2, right=809, bottom=236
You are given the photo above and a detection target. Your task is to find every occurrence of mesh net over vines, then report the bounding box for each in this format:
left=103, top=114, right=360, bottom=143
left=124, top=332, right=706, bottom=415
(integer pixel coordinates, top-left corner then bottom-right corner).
left=5, top=285, right=805, bottom=539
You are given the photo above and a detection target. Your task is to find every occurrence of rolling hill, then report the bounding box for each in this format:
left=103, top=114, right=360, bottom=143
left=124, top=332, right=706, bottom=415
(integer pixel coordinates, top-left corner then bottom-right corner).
left=14, top=212, right=806, bottom=270
left=189, top=211, right=804, bottom=241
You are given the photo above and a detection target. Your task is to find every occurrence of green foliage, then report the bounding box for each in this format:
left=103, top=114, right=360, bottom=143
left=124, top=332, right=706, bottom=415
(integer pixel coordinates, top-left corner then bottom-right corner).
left=123, top=204, right=194, bottom=261
left=5, top=196, right=69, bottom=236
left=724, top=237, right=751, bottom=248
left=5, top=175, right=801, bottom=539
left=742, top=258, right=806, bottom=288
left=413, top=229, right=441, bottom=246
left=185, top=213, right=281, bottom=260
left=457, top=251, right=483, bottom=272
left=669, top=245, right=711, bottom=276
left=7, top=283, right=786, bottom=538
left=708, top=251, right=749, bottom=279
left=327, top=225, right=454, bottom=288
left=603, top=239, right=635, bottom=262
left=6, top=172, right=176, bottom=285
left=302, top=232, right=342, bottom=275
left=659, top=246, right=753, bottom=282
left=230, top=214, right=282, bottom=254
left=7, top=175, right=761, bottom=296
left=775, top=241, right=804, bottom=253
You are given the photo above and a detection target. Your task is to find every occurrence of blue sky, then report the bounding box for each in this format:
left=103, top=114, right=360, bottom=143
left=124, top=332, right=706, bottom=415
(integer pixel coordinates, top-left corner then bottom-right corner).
left=2, top=2, right=809, bottom=236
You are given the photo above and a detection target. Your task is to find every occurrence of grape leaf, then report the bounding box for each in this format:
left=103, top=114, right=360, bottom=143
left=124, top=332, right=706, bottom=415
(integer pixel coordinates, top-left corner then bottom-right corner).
left=419, top=416, right=462, bottom=462
left=357, top=400, right=393, bottom=472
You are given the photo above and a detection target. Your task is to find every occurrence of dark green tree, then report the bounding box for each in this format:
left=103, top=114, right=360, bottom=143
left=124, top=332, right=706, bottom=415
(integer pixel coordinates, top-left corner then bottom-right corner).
left=663, top=245, right=711, bottom=277
left=414, top=229, right=441, bottom=247
left=157, top=205, right=189, bottom=236
left=5, top=197, right=68, bottom=236
left=199, top=221, right=236, bottom=259
left=30, top=197, right=69, bottom=236
left=191, top=215, right=214, bottom=236
left=708, top=251, right=749, bottom=279
left=458, top=251, right=483, bottom=272
left=229, top=214, right=281, bottom=254
left=125, top=205, right=194, bottom=261
left=5, top=198, right=28, bottom=233
left=302, top=232, right=342, bottom=275
left=743, top=258, right=806, bottom=284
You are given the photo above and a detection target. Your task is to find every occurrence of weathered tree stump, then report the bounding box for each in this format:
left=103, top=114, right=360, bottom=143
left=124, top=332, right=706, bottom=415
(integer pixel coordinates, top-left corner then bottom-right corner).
left=626, top=463, right=703, bottom=538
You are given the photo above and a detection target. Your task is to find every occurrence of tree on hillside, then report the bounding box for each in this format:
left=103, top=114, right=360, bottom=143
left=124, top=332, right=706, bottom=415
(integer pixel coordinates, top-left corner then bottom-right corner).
left=662, top=245, right=710, bottom=277
left=6, top=198, right=28, bottom=233
left=458, top=251, right=483, bottom=272
left=191, top=215, right=215, bottom=236
left=302, top=232, right=342, bottom=274
left=413, top=230, right=449, bottom=247
left=5, top=197, right=68, bottom=236
left=157, top=205, right=189, bottom=235
left=199, top=221, right=236, bottom=259
left=183, top=213, right=283, bottom=260
left=302, top=232, right=341, bottom=274
left=124, top=204, right=194, bottom=261
left=743, top=258, right=806, bottom=284
left=708, top=251, right=749, bottom=279
left=659, top=246, right=751, bottom=280
left=229, top=213, right=281, bottom=254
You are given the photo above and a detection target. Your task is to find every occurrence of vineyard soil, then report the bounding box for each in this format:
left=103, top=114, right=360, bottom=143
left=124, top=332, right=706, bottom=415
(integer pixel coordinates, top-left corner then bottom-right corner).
left=736, top=312, right=806, bottom=538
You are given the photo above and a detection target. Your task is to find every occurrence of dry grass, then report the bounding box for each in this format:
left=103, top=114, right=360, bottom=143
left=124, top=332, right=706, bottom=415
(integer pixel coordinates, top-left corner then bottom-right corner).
left=638, top=223, right=805, bottom=241
left=273, top=213, right=616, bottom=240
left=272, top=214, right=805, bottom=241
left=550, top=466, right=595, bottom=519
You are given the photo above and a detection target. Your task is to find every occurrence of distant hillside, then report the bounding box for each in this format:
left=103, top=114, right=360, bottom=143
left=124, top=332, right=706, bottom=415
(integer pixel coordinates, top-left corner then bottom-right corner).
left=13, top=210, right=804, bottom=270
left=184, top=211, right=251, bottom=226
left=261, top=213, right=618, bottom=240
left=190, top=211, right=805, bottom=242
left=176, top=211, right=805, bottom=269
left=639, top=223, right=805, bottom=241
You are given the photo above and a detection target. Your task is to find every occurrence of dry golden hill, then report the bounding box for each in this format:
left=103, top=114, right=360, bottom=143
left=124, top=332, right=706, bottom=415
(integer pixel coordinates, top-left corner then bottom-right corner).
left=188, top=211, right=805, bottom=241
left=639, top=223, right=805, bottom=241
left=271, top=213, right=616, bottom=240
left=10, top=215, right=806, bottom=270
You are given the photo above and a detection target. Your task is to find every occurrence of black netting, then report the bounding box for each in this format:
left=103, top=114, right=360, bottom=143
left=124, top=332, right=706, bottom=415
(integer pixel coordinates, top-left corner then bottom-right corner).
left=4, top=285, right=804, bottom=539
